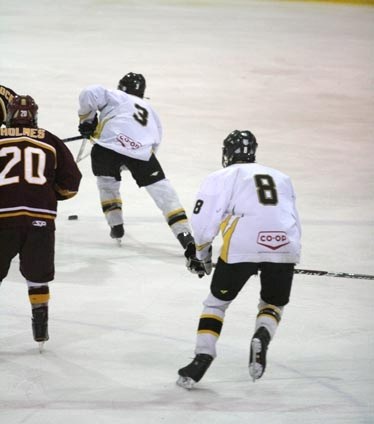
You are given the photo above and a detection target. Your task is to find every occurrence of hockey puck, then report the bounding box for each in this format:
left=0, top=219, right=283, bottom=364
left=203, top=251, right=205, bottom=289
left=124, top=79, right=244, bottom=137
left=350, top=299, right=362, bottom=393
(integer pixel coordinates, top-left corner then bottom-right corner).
left=68, top=215, right=78, bottom=220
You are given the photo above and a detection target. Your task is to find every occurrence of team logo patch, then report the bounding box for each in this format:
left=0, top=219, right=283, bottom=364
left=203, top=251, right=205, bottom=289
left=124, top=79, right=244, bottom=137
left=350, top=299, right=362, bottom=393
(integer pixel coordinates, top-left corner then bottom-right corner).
left=257, top=231, right=289, bottom=250
left=32, top=220, right=47, bottom=227
left=117, top=133, right=142, bottom=150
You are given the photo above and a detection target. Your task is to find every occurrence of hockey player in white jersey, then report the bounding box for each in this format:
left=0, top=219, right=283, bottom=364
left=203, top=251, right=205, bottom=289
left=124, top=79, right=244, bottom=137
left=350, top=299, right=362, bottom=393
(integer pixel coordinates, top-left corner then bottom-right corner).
left=177, top=129, right=301, bottom=389
left=77, top=73, right=194, bottom=252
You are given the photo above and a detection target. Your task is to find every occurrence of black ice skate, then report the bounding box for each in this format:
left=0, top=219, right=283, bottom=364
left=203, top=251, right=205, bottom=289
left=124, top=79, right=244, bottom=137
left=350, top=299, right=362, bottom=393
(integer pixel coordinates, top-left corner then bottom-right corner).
left=249, top=326, right=271, bottom=381
left=177, top=353, right=213, bottom=389
left=110, top=224, right=125, bottom=245
left=32, top=306, right=49, bottom=353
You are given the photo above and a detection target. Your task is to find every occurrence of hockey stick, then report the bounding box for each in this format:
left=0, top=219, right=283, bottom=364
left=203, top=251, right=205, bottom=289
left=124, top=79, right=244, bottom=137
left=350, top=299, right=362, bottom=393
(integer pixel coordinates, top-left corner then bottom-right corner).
left=211, top=263, right=374, bottom=280
left=76, top=138, right=89, bottom=162
left=294, top=269, right=374, bottom=280
left=76, top=149, right=91, bottom=163
left=62, top=135, right=83, bottom=143
left=75, top=136, right=96, bottom=162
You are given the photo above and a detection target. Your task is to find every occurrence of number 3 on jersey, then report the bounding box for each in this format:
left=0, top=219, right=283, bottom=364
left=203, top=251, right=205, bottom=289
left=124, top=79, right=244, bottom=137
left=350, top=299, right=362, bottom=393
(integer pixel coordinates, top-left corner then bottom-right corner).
left=133, top=104, right=148, bottom=126
left=254, top=174, right=278, bottom=205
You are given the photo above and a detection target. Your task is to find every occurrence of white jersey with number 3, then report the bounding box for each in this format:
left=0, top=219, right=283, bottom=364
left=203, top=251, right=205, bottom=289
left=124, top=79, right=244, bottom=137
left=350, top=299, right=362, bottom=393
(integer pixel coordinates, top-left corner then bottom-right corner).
left=191, top=163, right=301, bottom=264
left=78, top=85, right=162, bottom=161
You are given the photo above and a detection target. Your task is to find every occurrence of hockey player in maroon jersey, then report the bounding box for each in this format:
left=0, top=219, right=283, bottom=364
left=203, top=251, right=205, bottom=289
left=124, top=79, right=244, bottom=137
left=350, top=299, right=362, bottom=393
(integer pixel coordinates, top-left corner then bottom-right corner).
left=0, top=84, right=17, bottom=125
left=0, top=95, right=82, bottom=351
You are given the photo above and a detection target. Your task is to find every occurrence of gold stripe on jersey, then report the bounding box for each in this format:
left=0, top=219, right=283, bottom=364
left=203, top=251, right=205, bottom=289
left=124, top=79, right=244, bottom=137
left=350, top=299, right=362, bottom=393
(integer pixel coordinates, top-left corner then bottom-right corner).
left=219, top=216, right=240, bottom=262
left=0, top=99, right=6, bottom=122
left=54, top=184, right=78, bottom=199
left=220, top=214, right=231, bottom=235
left=93, top=116, right=113, bottom=138
left=196, top=242, right=211, bottom=251
left=79, top=112, right=92, bottom=122
left=0, top=211, right=56, bottom=220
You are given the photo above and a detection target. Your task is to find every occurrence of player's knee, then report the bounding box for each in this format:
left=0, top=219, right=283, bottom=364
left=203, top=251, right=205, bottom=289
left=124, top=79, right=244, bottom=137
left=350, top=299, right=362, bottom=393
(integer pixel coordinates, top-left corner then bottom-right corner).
left=97, top=176, right=119, bottom=191
left=210, top=286, right=239, bottom=302
left=262, top=292, right=290, bottom=307
left=203, top=292, right=231, bottom=311
left=146, top=179, right=182, bottom=213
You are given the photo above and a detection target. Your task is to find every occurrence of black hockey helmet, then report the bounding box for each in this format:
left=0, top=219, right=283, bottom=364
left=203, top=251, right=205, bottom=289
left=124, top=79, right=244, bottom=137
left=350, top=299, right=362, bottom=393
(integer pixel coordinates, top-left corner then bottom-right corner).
left=117, top=72, right=146, bottom=98
left=6, top=95, right=38, bottom=128
left=222, top=130, right=257, bottom=168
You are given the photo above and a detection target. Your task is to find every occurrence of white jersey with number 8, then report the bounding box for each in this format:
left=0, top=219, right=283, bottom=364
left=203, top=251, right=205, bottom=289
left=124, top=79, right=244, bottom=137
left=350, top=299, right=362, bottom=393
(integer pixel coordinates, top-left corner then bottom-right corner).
left=191, top=162, right=301, bottom=264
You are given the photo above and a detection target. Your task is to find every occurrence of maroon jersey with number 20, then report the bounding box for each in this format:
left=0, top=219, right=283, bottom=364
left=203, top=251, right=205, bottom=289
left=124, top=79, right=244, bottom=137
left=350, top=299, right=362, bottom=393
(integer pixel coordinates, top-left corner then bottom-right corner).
left=0, top=126, right=82, bottom=229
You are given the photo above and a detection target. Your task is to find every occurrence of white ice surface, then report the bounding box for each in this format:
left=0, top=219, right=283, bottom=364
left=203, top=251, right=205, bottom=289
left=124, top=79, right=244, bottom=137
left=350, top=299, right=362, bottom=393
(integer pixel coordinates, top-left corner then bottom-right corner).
left=1, top=1, right=373, bottom=423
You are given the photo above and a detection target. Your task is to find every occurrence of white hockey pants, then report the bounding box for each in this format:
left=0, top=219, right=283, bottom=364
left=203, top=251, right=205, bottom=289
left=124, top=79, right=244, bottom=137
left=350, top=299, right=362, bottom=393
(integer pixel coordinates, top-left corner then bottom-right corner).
left=96, top=176, right=192, bottom=237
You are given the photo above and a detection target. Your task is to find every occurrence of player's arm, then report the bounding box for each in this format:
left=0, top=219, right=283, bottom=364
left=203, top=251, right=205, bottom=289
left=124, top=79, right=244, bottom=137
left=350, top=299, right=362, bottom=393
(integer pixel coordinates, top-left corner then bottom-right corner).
left=289, top=179, right=302, bottom=236
left=154, top=109, right=163, bottom=152
left=51, top=133, right=82, bottom=200
left=187, top=175, right=228, bottom=277
left=0, top=85, right=17, bottom=125
left=191, top=180, right=228, bottom=254
left=77, top=85, right=107, bottom=137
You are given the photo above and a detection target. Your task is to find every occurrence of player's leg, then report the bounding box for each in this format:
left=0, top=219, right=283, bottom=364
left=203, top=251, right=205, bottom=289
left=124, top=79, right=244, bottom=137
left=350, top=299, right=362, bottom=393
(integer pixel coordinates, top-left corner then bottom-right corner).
left=0, top=228, right=20, bottom=284
left=124, top=153, right=195, bottom=251
left=177, top=259, right=257, bottom=388
left=145, top=178, right=194, bottom=247
left=96, top=176, right=124, bottom=240
left=249, top=262, right=294, bottom=381
left=91, top=144, right=125, bottom=241
left=19, top=226, right=55, bottom=350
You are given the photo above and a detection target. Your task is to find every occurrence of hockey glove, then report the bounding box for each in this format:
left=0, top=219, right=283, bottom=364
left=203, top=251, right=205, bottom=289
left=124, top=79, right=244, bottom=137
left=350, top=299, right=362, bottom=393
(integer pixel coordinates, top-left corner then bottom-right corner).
left=186, top=246, right=212, bottom=279
left=78, top=114, right=98, bottom=138
left=186, top=256, right=212, bottom=278
left=184, top=241, right=196, bottom=261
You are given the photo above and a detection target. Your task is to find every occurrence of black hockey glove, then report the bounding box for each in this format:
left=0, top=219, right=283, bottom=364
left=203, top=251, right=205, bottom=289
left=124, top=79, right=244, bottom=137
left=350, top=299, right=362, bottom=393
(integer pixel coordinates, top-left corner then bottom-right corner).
left=184, top=241, right=196, bottom=260
left=78, top=114, right=98, bottom=138
left=185, top=246, right=212, bottom=279
left=186, top=256, right=212, bottom=278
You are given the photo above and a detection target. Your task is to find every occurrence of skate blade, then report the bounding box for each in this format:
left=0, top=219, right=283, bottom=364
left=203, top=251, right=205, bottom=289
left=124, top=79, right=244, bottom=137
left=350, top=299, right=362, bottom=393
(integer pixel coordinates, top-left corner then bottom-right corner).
left=249, top=338, right=262, bottom=382
left=113, top=238, right=122, bottom=246
left=38, top=341, right=45, bottom=353
left=176, top=376, right=195, bottom=390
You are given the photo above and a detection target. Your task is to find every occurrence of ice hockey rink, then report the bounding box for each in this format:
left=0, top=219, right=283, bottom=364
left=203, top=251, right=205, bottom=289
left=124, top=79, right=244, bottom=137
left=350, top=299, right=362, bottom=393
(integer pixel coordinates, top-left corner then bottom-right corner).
left=1, top=0, right=373, bottom=423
